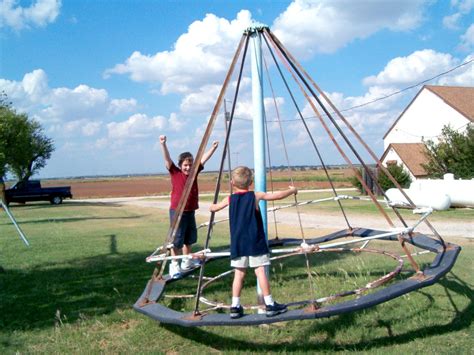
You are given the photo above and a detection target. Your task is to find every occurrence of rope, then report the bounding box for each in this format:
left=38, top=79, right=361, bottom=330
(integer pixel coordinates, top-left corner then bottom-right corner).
left=262, top=31, right=353, bottom=231
left=263, top=28, right=396, bottom=230
left=261, top=32, right=321, bottom=307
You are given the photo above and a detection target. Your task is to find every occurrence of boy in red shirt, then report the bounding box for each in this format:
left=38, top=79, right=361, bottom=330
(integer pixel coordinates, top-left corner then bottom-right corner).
left=160, top=135, right=219, bottom=278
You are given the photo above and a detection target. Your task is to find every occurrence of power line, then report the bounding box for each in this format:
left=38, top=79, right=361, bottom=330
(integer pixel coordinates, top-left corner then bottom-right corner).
left=262, top=58, right=474, bottom=122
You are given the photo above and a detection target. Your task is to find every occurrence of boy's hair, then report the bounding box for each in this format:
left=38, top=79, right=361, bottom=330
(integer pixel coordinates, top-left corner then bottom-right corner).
left=178, top=152, right=193, bottom=167
left=231, top=166, right=253, bottom=189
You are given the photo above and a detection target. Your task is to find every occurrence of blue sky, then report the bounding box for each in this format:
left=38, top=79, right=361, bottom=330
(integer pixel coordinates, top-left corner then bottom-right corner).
left=1, top=0, right=473, bottom=179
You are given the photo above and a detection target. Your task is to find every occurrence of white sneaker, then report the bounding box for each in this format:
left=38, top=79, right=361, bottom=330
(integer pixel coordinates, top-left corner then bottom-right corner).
left=169, top=262, right=182, bottom=279
left=181, top=258, right=201, bottom=271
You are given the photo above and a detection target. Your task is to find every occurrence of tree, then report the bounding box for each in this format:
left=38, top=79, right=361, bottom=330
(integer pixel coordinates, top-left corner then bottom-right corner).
left=377, top=163, right=412, bottom=192
left=0, top=94, right=54, bottom=186
left=422, top=124, right=474, bottom=179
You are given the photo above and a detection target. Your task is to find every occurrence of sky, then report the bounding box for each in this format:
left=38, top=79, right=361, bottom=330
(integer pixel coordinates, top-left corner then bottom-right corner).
left=0, top=0, right=473, bottom=179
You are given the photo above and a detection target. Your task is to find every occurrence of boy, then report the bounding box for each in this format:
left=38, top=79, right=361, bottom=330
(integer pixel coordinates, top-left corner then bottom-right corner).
left=209, top=166, right=297, bottom=318
left=160, top=135, right=219, bottom=278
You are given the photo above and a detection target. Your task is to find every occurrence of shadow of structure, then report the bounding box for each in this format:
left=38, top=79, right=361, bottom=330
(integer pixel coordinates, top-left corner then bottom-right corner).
left=0, top=251, right=152, bottom=332
left=161, top=271, right=472, bottom=352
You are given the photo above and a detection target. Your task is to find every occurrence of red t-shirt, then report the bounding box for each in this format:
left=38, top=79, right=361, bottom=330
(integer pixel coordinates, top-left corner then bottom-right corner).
left=168, top=162, right=204, bottom=211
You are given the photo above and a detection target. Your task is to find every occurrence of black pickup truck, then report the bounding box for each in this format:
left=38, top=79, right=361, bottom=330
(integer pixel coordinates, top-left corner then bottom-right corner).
left=5, top=180, right=73, bottom=205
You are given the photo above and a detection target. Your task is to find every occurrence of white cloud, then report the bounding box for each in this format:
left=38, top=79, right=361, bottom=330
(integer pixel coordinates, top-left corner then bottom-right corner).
left=0, top=0, right=61, bottom=31
left=108, top=98, right=138, bottom=115
left=180, top=84, right=223, bottom=114
left=438, top=54, right=474, bottom=85
left=49, top=119, right=102, bottom=137
left=272, top=0, right=428, bottom=58
left=168, top=113, right=186, bottom=132
left=363, top=50, right=456, bottom=87
left=298, top=49, right=472, bottom=140
left=443, top=0, right=474, bottom=30
left=104, top=10, right=253, bottom=94
left=442, top=13, right=462, bottom=30
left=0, top=69, right=140, bottom=125
left=106, top=113, right=167, bottom=139
left=458, top=24, right=474, bottom=51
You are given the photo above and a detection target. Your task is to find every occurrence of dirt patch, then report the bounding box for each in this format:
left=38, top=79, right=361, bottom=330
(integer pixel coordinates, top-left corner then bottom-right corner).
left=44, top=174, right=351, bottom=199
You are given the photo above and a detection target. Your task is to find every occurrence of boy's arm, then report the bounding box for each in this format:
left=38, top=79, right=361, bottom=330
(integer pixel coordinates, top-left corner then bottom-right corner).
left=159, top=135, right=173, bottom=170
left=256, top=186, right=297, bottom=202
left=201, top=141, right=219, bottom=165
left=209, top=196, right=229, bottom=212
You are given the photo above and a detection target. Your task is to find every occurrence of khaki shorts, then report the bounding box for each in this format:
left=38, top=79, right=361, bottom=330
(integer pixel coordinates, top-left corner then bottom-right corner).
left=231, top=254, right=271, bottom=268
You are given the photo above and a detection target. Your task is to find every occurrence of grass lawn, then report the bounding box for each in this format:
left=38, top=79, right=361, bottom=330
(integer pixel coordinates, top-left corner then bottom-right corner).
left=0, top=201, right=472, bottom=353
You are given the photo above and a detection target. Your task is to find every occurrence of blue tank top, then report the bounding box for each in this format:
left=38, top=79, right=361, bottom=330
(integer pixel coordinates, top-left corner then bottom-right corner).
left=229, top=191, right=269, bottom=258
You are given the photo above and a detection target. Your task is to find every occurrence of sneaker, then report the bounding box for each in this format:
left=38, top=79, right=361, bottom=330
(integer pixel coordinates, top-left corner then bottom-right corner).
left=181, top=258, right=201, bottom=271
left=265, top=302, right=287, bottom=317
left=230, top=305, right=244, bottom=319
left=168, top=262, right=182, bottom=279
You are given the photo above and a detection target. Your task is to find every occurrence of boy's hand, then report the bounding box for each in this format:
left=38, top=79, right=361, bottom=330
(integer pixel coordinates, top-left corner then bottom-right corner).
left=289, top=186, right=298, bottom=195
left=211, top=141, right=219, bottom=148
left=159, top=135, right=167, bottom=144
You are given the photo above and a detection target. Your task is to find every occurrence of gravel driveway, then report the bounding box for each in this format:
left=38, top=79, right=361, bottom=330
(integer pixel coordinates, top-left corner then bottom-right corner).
left=74, top=193, right=474, bottom=240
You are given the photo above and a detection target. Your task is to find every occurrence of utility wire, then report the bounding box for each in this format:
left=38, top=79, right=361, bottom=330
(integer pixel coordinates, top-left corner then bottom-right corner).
left=231, top=58, right=473, bottom=123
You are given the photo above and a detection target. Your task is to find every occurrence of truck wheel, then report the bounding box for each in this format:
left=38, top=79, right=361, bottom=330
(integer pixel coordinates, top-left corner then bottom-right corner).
left=51, top=196, right=63, bottom=205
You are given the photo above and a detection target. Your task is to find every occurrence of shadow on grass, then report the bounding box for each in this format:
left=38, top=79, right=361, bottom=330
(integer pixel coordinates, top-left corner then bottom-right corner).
left=0, top=251, right=153, bottom=331
left=161, top=271, right=472, bottom=352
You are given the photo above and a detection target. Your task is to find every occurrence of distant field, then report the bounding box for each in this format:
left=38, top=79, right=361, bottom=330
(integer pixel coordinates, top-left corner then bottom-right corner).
left=14, top=168, right=354, bottom=199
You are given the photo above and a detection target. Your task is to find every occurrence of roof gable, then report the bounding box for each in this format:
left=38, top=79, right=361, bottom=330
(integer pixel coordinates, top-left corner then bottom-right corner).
left=381, top=143, right=429, bottom=177
left=425, top=85, right=474, bottom=121
left=383, top=85, right=474, bottom=139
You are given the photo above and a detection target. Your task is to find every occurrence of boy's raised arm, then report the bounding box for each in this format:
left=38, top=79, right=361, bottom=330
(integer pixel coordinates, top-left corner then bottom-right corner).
left=209, top=196, right=229, bottom=212
left=256, top=186, right=297, bottom=202
left=159, top=135, right=173, bottom=170
left=201, top=141, right=219, bottom=165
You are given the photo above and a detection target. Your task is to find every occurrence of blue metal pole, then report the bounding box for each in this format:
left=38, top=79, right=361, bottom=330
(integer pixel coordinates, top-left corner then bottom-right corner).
left=249, top=25, right=267, bottom=310
left=250, top=27, right=267, bottom=235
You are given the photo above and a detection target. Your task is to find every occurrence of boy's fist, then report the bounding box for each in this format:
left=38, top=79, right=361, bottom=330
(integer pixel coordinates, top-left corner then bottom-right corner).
left=289, top=186, right=298, bottom=195
left=159, top=135, right=167, bottom=144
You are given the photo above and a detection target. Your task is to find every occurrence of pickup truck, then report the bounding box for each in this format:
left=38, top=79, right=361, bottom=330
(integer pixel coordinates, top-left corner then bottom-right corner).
left=5, top=180, right=73, bottom=206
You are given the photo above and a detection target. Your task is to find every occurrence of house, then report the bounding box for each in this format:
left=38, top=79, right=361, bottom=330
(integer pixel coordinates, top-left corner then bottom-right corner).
left=381, top=85, right=474, bottom=179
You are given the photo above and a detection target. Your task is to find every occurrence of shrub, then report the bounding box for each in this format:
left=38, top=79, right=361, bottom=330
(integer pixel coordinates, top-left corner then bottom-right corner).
left=378, top=163, right=411, bottom=192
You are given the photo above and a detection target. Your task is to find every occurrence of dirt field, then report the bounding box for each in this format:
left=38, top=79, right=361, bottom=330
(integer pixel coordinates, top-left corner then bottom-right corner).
left=42, top=170, right=353, bottom=199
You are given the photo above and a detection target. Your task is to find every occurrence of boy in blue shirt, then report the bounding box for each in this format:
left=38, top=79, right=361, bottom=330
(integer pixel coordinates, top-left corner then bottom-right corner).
left=210, top=166, right=297, bottom=318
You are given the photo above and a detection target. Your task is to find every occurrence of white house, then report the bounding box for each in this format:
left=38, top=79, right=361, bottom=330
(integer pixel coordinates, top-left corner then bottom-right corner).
left=381, top=85, right=474, bottom=179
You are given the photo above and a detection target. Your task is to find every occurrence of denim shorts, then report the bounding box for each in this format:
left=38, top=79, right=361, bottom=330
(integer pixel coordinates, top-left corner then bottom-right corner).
left=169, top=209, right=197, bottom=249
left=231, top=254, right=271, bottom=268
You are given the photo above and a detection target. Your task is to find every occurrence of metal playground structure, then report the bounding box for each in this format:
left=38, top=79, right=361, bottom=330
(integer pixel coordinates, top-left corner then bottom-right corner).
left=133, top=25, right=461, bottom=327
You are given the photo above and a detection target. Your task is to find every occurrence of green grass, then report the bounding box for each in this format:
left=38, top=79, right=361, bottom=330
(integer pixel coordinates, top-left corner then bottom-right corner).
left=1, top=202, right=473, bottom=353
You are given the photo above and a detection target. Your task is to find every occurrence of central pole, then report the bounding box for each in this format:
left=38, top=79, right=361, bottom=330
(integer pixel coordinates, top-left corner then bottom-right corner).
left=250, top=27, right=267, bottom=233
left=249, top=25, right=268, bottom=311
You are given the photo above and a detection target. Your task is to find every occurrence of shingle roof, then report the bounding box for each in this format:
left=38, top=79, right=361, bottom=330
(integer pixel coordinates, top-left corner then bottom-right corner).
left=381, top=143, right=429, bottom=177
left=425, top=85, right=474, bottom=122
left=383, top=85, right=474, bottom=139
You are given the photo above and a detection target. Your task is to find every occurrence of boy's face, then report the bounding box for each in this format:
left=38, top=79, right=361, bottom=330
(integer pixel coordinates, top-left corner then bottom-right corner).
left=180, top=158, right=193, bottom=175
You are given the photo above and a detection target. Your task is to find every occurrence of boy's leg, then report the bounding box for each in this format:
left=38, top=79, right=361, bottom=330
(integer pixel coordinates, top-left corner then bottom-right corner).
left=254, top=266, right=271, bottom=296
left=232, top=268, right=246, bottom=298
left=252, top=257, right=287, bottom=317
left=181, top=212, right=199, bottom=270
left=169, top=210, right=184, bottom=277
left=229, top=267, right=246, bottom=319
